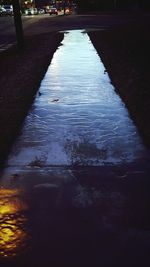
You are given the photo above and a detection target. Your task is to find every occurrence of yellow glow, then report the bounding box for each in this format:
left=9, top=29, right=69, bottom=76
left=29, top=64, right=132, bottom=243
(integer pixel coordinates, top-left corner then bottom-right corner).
left=0, top=187, right=29, bottom=258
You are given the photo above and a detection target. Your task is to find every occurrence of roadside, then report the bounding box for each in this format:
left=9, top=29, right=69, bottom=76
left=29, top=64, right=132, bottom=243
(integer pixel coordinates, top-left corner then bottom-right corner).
left=88, top=15, right=150, bottom=146
left=0, top=31, right=64, bottom=166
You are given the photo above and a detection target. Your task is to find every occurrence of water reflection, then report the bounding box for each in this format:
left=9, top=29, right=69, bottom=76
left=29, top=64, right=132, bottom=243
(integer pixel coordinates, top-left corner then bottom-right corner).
left=0, top=188, right=29, bottom=258
left=5, top=30, right=148, bottom=167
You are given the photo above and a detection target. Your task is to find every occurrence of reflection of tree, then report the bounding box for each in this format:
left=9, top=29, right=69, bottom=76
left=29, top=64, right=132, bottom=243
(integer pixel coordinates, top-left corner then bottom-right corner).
left=0, top=188, right=29, bottom=258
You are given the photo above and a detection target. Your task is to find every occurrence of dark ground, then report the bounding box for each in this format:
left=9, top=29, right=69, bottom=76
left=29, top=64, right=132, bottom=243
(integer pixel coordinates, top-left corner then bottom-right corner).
left=88, top=15, right=150, bottom=146
left=0, top=31, right=64, bottom=166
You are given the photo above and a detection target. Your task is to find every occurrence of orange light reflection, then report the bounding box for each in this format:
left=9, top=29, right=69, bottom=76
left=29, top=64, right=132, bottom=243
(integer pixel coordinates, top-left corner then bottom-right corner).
left=0, top=187, right=29, bottom=258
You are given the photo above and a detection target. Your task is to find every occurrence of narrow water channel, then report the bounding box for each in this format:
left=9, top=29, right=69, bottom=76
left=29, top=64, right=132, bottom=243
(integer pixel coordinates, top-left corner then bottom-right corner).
left=6, top=30, right=146, bottom=168
left=0, top=30, right=150, bottom=265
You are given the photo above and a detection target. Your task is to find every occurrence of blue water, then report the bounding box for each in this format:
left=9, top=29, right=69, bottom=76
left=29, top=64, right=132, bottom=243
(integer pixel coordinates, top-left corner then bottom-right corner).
left=6, top=30, right=147, bottom=167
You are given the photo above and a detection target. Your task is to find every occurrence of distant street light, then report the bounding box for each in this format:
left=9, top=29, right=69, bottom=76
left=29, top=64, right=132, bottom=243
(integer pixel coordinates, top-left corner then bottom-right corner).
left=12, top=0, right=24, bottom=49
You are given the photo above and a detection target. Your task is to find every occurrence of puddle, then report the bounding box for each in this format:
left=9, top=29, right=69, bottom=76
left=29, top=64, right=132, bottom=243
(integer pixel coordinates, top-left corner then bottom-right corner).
left=5, top=29, right=147, bottom=168
left=0, top=187, right=29, bottom=258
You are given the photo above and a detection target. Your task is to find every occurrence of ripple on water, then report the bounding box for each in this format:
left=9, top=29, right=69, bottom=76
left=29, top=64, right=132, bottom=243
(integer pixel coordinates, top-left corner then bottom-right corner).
left=6, top=30, right=148, bottom=167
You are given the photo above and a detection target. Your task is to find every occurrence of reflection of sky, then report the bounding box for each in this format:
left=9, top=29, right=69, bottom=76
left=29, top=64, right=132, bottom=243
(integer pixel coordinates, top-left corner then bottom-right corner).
left=6, top=30, right=147, bottom=167
left=0, top=188, right=29, bottom=258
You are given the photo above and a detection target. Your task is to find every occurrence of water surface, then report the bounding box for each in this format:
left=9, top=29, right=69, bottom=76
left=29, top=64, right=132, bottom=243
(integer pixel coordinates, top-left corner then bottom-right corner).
left=7, top=30, right=146, bottom=167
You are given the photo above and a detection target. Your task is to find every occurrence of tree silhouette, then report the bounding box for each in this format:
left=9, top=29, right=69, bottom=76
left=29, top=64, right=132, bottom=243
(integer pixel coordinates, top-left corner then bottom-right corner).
left=76, top=0, right=150, bottom=11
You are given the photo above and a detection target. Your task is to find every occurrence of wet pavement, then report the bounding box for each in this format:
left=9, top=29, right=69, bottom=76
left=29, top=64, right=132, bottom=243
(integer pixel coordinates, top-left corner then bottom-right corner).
left=0, top=30, right=150, bottom=266
left=4, top=30, right=148, bottom=167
